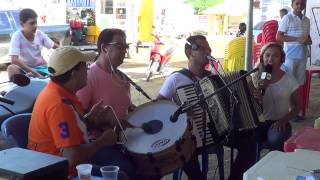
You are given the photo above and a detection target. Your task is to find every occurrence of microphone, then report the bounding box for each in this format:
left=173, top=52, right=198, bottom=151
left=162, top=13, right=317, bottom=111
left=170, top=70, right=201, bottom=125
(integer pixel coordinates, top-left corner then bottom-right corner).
left=207, top=55, right=218, bottom=62
left=11, top=74, right=30, bottom=86
left=0, top=74, right=30, bottom=87
left=260, top=64, right=272, bottom=95
left=170, top=105, right=184, bottom=123
left=0, top=97, right=14, bottom=105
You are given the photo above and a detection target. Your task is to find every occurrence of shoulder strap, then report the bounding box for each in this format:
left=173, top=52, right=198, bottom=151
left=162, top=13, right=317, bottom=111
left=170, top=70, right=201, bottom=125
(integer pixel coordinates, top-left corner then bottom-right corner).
left=175, top=68, right=211, bottom=82
left=175, top=68, right=198, bottom=82
left=116, top=69, right=152, bottom=100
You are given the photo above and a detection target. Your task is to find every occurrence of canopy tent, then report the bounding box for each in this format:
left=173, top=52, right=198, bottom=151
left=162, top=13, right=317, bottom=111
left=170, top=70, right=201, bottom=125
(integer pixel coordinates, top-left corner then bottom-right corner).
left=66, top=0, right=95, bottom=8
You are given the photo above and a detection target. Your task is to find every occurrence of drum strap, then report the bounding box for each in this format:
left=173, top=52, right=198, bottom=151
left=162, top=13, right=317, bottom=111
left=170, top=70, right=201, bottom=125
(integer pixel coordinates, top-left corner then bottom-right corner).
left=117, top=69, right=153, bottom=100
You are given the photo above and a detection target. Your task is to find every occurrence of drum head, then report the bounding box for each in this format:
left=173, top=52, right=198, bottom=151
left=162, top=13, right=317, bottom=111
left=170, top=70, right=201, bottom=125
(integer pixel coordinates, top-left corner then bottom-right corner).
left=124, top=100, right=187, bottom=154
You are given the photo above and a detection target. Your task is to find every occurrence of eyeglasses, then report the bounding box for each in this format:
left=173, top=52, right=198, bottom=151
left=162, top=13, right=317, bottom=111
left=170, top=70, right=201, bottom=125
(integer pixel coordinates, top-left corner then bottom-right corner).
left=106, top=42, right=129, bottom=51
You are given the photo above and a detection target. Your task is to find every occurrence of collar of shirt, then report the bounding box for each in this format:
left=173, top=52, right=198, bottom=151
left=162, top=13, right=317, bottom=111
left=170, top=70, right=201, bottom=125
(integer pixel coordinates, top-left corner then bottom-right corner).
left=289, top=12, right=307, bottom=20
left=47, top=81, right=83, bottom=110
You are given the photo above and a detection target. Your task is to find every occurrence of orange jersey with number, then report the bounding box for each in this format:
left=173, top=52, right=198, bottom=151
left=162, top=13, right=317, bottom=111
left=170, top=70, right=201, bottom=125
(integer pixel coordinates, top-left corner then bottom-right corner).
left=28, top=81, right=86, bottom=176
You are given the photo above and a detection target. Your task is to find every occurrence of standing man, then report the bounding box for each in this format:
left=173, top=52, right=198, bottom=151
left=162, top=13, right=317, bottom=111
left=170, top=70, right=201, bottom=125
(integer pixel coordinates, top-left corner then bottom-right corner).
left=8, top=8, right=59, bottom=79
left=27, top=47, right=133, bottom=179
left=279, top=8, right=288, bottom=19
left=276, top=0, right=312, bottom=86
left=276, top=0, right=312, bottom=120
left=157, top=35, right=257, bottom=180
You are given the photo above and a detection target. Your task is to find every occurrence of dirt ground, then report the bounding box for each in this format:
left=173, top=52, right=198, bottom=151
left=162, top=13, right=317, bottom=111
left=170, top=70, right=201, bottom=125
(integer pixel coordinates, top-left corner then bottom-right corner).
left=0, top=44, right=319, bottom=179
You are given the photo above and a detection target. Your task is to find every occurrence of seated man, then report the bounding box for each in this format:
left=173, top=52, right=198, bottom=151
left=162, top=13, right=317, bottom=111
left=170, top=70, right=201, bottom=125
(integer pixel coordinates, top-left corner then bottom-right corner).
left=158, top=35, right=257, bottom=180
left=7, top=8, right=59, bottom=79
left=27, top=47, right=134, bottom=179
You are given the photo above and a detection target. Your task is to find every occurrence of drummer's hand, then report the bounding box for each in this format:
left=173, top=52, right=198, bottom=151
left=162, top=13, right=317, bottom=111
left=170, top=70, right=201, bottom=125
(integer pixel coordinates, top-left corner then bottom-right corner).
left=97, top=127, right=118, bottom=147
left=128, top=104, right=136, bottom=113
left=86, top=100, right=111, bottom=126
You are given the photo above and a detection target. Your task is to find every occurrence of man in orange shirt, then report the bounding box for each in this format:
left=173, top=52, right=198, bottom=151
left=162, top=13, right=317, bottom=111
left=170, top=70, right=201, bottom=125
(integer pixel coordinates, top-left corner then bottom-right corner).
left=27, top=47, right=135, bottom=179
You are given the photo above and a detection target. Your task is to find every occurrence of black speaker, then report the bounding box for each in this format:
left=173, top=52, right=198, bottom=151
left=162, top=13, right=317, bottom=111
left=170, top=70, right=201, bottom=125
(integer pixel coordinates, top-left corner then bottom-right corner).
left=0, top=148, right=69, bottom=180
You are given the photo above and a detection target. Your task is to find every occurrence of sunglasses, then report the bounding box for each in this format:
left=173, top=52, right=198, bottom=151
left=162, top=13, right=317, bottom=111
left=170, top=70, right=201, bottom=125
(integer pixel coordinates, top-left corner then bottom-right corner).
left=106, top=42, right=129, bottom=51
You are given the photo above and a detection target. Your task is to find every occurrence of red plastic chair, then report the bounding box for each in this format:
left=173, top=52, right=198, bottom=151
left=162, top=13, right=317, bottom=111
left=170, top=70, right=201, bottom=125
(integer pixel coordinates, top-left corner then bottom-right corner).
left=253, top=43, right=262, bottom=65
left=301, top=66, right=320, bottom=117
left=262, top=20, right=278, bottom=43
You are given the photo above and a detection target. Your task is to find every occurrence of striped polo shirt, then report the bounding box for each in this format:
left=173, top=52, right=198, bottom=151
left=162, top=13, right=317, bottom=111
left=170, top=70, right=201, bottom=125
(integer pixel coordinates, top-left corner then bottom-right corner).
left=278, top=12, right=310, bottom=59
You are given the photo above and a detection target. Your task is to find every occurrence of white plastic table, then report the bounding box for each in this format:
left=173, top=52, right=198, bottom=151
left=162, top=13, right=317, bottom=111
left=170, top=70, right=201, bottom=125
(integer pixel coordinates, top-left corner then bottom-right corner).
left=243, top=149, right=320, bottom=180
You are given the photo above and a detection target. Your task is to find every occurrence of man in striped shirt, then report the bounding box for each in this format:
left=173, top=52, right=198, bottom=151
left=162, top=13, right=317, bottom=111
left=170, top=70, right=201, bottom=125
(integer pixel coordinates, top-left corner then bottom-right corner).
left=276, top=0, right=312, bottom=86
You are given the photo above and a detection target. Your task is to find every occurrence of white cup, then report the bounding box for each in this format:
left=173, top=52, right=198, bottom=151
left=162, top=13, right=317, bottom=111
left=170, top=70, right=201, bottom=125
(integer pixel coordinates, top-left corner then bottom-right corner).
left=100, top=165, right=120, bottom=180
left=314, top=117, right=320, bottom=128
left=76, top=164, right=92, bottom=180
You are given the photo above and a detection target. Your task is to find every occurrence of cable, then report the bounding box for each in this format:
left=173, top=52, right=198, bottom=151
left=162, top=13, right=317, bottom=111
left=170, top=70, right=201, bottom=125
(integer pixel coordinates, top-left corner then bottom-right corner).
left=104, top=105, right=128, bottom=141
left=213, top=163, right=219, bottom=180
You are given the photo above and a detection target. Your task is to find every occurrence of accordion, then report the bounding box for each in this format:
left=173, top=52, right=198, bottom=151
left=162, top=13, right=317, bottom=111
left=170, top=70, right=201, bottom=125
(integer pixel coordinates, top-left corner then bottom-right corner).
left=176, top=84, right=230, bottom=148
left=175, top=70, right=262, bottom=148
left=200, top=71, right=262, bottom=131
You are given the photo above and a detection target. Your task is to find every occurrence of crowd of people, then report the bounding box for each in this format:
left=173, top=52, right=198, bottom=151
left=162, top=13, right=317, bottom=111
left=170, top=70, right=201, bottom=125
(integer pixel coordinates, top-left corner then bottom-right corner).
left=5, top=0, right=315, bottom=179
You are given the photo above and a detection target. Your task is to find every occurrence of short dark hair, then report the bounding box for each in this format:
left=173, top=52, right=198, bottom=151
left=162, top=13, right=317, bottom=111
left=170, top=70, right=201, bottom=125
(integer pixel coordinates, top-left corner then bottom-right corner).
left=185, top=35, right=207, bottom=58
left=97, top=28, right=126, bottom=54
left=280, top=8, right=288, bottom=14
left=19, top=8, right=37, bottom=23
left=291, top=0, right=306, bottom=5
left=50, top=62, right=83, bottom=84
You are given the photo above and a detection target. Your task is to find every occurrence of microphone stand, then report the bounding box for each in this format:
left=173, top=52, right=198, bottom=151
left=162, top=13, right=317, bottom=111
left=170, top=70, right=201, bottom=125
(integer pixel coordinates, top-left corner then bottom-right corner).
left=209, top=59, right=239, bottom=169
left=118, top=70, right=153, bottom=101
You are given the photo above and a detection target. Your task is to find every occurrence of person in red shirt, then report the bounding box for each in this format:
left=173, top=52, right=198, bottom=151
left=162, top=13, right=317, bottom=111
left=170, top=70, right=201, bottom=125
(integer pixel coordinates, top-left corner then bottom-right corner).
left=27, top=47, right=133, bottom=179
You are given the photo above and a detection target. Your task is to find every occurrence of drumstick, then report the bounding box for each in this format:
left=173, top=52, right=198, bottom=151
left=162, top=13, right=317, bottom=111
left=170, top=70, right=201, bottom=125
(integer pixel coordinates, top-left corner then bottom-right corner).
left=129, top=120, right=163, bottom=134
left=129, top=123, right=153, bottom=134
left=104, top=105, right=127, bottom=141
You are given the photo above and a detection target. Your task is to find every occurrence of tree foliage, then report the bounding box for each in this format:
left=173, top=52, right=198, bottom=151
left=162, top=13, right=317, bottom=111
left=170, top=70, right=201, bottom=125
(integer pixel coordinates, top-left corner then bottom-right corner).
left=185, top=0, right=224, bottom=14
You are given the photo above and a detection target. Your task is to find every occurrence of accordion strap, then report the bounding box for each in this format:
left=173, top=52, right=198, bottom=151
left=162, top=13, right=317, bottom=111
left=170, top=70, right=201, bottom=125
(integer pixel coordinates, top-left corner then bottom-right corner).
left=176, top=68, right=210, bottom=82
left=176, top=68, right=197, bottom=82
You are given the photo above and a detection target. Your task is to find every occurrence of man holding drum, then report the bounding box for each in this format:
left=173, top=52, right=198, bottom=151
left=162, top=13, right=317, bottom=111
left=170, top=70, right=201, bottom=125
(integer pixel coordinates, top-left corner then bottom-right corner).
left=76, top=29, right=151, bottom=179
left=157, top=35, right=257, bottom=180
left=77, top=28, right=134, bottom=127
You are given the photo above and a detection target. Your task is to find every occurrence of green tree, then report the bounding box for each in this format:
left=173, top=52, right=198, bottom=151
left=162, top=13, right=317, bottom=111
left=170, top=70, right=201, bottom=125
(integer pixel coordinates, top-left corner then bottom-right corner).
left=186, top=0, right=224, bottom=14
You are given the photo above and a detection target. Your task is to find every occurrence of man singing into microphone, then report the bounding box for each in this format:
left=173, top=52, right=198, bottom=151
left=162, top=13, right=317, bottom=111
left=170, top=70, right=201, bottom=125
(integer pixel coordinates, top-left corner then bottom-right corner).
left=157, top=35, right=257, bottom=180
left=253, top=42, right=301, bottom=151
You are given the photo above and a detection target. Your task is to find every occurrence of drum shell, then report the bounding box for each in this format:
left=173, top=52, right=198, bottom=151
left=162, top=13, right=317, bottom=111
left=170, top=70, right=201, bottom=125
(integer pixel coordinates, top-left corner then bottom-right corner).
left=125, top=124, right=196, bottom=176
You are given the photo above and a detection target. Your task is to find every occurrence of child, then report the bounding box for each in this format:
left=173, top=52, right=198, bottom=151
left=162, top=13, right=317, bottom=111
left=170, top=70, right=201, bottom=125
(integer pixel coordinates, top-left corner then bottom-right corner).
left=253, top=42, right=301, bottom=151
left=7, top=8, right=59, bottom=80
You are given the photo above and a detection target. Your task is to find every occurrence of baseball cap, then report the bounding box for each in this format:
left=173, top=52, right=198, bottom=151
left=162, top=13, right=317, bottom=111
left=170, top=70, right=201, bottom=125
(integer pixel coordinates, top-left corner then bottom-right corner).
left=48, top=47, right=96, bottom=76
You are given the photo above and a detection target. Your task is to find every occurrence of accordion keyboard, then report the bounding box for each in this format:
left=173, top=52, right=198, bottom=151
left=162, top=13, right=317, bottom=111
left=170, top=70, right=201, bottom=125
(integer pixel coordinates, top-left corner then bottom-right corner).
left=176, top=84, right=228, bottom=148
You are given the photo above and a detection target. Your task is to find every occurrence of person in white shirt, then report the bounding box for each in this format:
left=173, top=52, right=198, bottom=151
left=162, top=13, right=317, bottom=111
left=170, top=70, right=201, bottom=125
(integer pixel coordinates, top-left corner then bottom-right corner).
left=7, top=8, right=59, bottom=80
left=276, top=0, right=312, bottom=86
left=253, top=42, right=301, bottom=151
left=158, top=35, right=257, bottom=180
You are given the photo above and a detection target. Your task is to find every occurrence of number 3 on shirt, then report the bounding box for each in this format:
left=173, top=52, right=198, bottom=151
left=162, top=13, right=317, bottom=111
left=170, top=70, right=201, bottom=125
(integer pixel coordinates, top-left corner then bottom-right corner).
left=58, top=122, right=70, bottom=139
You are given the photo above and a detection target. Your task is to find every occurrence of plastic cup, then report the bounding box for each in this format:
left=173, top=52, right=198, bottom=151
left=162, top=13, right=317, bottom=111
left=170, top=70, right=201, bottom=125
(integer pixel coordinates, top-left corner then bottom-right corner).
left=100, top=165, right=120, bottom=180
left=76, top=164, right=92, bottom=180
left=314, top=117, right=320, bottom=128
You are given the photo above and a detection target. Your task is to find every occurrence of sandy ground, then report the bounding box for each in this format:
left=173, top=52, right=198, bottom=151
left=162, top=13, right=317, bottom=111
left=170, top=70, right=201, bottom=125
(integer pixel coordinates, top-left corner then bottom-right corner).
left=0, top=40, right=319, bottom=179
